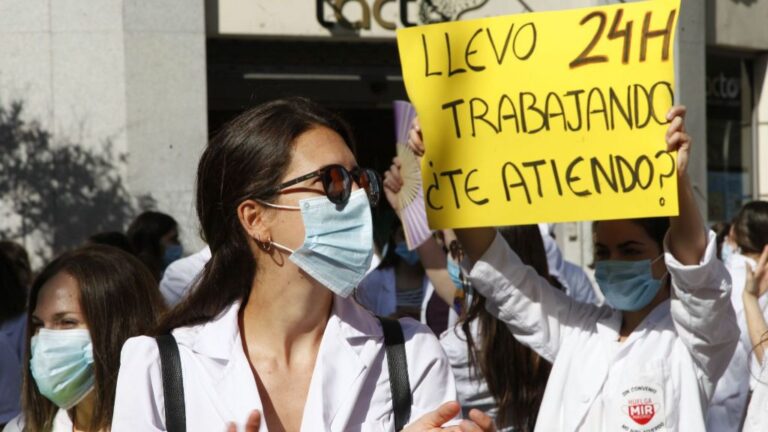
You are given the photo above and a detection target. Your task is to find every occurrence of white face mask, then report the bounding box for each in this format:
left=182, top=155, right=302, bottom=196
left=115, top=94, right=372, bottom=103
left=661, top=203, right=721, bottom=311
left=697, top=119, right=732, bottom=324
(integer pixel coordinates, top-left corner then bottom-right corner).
left=721, top=242, right=738, bottom=265
left=30, top=328, right=95, bottom=409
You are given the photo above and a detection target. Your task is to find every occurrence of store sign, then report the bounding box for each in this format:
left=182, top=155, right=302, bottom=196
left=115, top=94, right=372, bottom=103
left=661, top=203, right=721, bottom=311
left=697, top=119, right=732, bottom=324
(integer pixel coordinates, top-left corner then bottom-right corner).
left=398, top=0, right=681, bottom=228
left=706, top=55, right=742, bottom=116
left=315, top=0, right=493, bottom=30
left=212, top=0, right=522, bottom=38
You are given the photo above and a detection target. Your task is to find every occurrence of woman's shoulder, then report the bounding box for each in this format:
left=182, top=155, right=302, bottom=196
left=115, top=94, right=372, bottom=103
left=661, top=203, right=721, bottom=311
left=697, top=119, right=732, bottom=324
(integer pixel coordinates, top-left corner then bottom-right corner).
left=2, top=414, right=22, bottom=432
left=340, top=296, right=442, bottom=355
left=120, top=303, right=240, bottom=367
left=2, top=410, right=71, bottom=432
left=119, top=335, right=163, bottom=370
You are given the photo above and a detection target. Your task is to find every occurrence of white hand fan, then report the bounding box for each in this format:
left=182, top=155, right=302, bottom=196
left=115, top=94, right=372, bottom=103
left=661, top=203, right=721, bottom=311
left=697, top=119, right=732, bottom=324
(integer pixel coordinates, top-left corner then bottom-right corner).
left=393, top=101, right=432, bottom=250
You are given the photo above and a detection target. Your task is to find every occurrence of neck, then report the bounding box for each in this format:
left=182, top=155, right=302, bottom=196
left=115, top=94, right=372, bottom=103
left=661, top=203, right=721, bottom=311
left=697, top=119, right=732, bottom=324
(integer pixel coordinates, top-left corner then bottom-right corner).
left=71, top=390, right=96, bottom=432
left=241, top=259, right=333, bottom=364
left=619, top=283, right=670, bottom=340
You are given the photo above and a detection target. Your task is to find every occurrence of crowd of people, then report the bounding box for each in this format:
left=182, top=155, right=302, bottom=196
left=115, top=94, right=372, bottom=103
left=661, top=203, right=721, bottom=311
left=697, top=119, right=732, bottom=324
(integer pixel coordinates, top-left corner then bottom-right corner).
left=1, top=97, right=767, bottom=431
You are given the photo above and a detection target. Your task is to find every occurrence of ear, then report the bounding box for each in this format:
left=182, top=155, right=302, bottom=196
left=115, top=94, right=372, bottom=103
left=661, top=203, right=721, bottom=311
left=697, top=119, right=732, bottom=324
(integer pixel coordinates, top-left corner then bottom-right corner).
left=237, top=199, right=270, bottom=243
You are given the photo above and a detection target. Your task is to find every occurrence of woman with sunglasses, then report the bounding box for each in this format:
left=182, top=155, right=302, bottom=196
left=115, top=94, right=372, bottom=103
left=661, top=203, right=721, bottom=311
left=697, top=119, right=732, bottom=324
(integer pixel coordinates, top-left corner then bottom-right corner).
left=111, top=98, right=494, bottom=432
left=406, top=107, right=740, bottom=430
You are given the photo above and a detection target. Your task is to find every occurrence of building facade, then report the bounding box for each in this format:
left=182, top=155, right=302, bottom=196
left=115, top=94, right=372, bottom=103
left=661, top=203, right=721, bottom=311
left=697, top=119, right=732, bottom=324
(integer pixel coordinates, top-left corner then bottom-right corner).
left=1, top=0, right=766, bottom=266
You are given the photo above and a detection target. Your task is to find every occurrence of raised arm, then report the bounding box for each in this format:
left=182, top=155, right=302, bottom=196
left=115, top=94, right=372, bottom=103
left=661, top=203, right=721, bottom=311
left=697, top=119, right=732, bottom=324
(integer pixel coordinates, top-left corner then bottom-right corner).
left=662, top=106, right=739, bottom=391
left=665, top=106, right=707, bottom=264
left=743, top=246, right=768, bottom=365
left=404, top=116, right=601, bottom=361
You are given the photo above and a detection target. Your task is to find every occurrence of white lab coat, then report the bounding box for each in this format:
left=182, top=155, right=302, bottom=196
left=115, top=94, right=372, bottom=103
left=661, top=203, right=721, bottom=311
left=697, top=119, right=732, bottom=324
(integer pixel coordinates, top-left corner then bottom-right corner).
left=3, top=409, right=72, bottom=432
left=111, top=294, right=456, bottom=431
left=440, top=266, right=592, bottom=431
left=705, top=253, right=764, bottom=431
left=468, top=230, right=738, bottom=431
left=159, top=246, right=211, bottom=307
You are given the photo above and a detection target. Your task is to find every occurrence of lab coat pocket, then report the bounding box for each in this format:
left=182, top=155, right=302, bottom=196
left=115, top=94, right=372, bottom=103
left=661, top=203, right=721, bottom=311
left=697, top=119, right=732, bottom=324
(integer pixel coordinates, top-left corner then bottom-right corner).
left=608, top=360, right=668, bottom=432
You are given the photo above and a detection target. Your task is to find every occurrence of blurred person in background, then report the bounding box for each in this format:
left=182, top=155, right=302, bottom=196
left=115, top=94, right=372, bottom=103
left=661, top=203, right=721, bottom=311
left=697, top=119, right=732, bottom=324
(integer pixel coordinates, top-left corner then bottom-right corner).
left=159, top=246, right=211, bottom=308
left=362, top=157, right=469, bottom=336
left=537, top=224, right=599, bottom=305
left=4, top=245, right=165, bottom=432
left=0, top=244, right=29, bottom=428
left=356, top=223, right=428, bottom=321
left=86, top=232, right=135, bottom=256
left=0, top=242, right=32, bottom=289
left=707, top=200, right=768, bottom=431
left=444, top=226, right=562, bottom=431
left=712, top=220, right=732, bottom=261
left=127, top=211, right=182, bottom=281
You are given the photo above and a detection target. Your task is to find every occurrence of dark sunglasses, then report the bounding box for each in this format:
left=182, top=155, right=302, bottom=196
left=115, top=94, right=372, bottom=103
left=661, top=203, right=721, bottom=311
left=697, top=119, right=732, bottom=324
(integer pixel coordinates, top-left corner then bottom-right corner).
left=267, top=164, right=381, bottom=206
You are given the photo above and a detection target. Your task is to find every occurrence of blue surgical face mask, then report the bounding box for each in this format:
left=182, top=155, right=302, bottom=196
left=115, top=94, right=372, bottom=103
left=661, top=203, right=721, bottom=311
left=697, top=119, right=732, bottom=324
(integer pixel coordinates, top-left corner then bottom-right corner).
left=30, top=328, right=95, bottom=410
left=395, top=242, right=420, bottom=266
left=447, top=259, right=464, bottom=291
left=721, top=242, right=739, bottom=265
left=163, top=244, right=183, bottom=268
left=594, top=256, right=665, bottom=311
left=267, top=189, right=374, bottom=298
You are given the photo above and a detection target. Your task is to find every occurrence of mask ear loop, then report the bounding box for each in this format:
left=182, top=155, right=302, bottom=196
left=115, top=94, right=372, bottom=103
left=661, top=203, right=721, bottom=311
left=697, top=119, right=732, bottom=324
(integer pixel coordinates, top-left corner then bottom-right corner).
left=253, top=199, right=300, bottom=255
left=651, top=254, right=670, bottom=285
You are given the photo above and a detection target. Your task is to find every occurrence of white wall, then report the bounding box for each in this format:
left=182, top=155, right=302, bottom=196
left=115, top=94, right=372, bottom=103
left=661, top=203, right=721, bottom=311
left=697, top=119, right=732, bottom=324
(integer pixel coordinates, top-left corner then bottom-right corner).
left=0, top=0, right=207, bottom=264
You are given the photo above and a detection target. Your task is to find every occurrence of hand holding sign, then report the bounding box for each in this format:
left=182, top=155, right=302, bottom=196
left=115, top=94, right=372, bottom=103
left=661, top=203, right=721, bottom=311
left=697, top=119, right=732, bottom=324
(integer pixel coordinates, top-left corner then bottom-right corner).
left=397, top=0, right=681, bottom=229
left=665, top=105, right=690, bottom=177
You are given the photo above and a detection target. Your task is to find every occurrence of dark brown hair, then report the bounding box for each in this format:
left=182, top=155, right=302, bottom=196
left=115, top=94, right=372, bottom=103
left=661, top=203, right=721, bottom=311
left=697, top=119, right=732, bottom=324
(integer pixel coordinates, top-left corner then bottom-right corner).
left=459, top=225, right=559, bottom=431
left=733, top=201, right=768, bottom=254
left=0, top=249, right=27, bottom=321
left=127, top=211, right=178, bottom=280
left=0, top=240, right=32, bottom=288
left=22, top=245, right=165, bottom=431
left=157, top=97, right=354, bottom=333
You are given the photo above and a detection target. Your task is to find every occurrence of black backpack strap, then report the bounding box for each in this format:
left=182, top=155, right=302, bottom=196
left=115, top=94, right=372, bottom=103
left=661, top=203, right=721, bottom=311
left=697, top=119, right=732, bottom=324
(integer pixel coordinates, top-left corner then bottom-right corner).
left=378, top=317, right=412, bottom=431
left=155, top=334, right=186, bottom=432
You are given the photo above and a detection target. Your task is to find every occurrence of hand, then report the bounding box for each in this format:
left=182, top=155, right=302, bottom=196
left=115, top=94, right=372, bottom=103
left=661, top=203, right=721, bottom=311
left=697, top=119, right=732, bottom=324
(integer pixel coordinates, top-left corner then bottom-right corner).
left=383, top=156, right=405, bottom=213
left=401, top=402, right=496, bottom=432
left=745, top=246, right=768, bottom=299
left=408, top=117, right=425, bottom=157
left=665, top=105, right=691, bottom=177
left=461, top=409, right=497, bottom=432
left=226, top=410, right=261, bottom=432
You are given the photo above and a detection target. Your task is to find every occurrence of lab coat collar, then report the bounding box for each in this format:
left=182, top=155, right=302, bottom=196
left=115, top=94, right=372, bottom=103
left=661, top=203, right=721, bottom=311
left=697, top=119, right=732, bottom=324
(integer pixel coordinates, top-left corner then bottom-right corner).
left=595, top=299, right=672, bottom=344
left=180, top=295, right=385, bottom=431
left=187, top=295, right=382, bottom=361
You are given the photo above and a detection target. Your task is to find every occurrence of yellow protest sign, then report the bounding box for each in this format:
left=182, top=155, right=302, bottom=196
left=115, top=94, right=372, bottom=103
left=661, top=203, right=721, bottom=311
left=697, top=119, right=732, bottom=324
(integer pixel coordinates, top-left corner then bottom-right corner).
left=397, top=0, right=681, bottom=229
